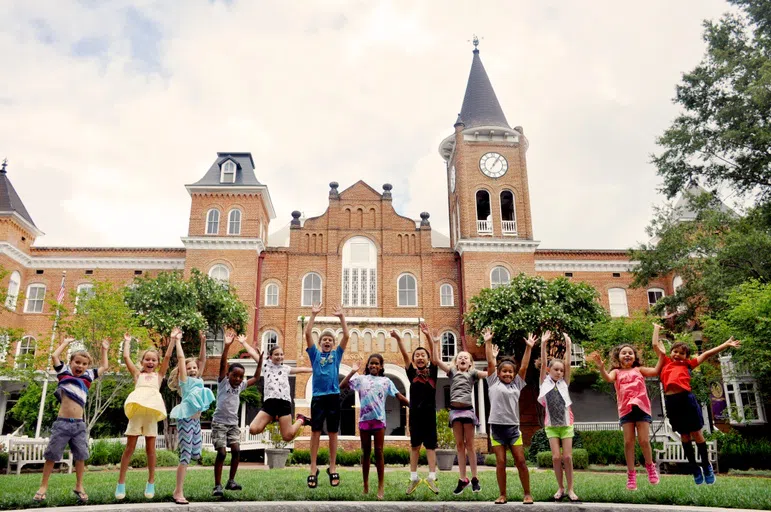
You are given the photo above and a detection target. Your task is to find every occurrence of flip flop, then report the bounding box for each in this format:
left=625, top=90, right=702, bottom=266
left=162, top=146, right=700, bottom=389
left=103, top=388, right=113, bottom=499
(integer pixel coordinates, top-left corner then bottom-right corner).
left=307, top=469, right=319, bottom=489
left=73, top=490, right=88, bottom=503
left=553, top=490, right=565, bottom=501
left=33, top=492, right=46, bottom=502
left=494, top=496, right=508, bottom=504
left=327, top=467, right=340, bottom=487
left=523, top=496, right=534, bottom=505
left=173, top=497, right=189, bottom=505
left=568, top=492, right=581, bottom=503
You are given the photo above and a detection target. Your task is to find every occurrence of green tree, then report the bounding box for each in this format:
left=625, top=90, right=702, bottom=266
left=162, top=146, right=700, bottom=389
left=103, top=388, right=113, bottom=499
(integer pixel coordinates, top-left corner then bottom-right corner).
left=652, top=0, right=771, bottom=201
left=8, top=383, right=58, bottom=436
left=54, top=281, right=149, bottom=434
left=464, top=274, right=607, bottom=368
left=0, top=265, right=33, bottom=383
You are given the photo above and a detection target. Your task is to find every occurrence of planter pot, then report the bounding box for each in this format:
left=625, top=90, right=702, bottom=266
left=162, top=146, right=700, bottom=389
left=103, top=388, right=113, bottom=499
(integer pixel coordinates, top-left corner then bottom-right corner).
left=436, top=449, right=456, bottom=471
left=265, top=448, right=290, bottom=469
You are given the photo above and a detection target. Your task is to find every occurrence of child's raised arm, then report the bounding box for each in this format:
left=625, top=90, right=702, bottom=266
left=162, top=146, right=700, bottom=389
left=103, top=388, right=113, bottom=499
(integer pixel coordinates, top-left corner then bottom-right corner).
left=218, top=329, right=235, bottom=381
left=122, top=333, right=139, bottom=378
left=340, top=361, right=360, bottom=389
left=238, top=335, right=264, bottom=387
left=290, top=366, right=313, bottom=375
left=175, top=334, right=187, bottom=384
left=651, top=323, right=665, bottom=357
left=333, top=305, right=350, bottom=351
left=197, top=329, right=208, bottom=373
left=483, top=328, right=496, bottom=375
left=97, top=339, right=110, bottom=376
left=305, top=303, right=321, bottom=349
left=519, top=333, right=537, bottom=381
left=563, top=333, right=572, bottom=385
left=392, top=329, right=410, bottom=368
left=696, top=337, right=741, bottom=366
left=52, top=337, right=72, bottom=368
left=640, top=349, right=666, bottom=377
left=539, top=331, right=551, bottom=384
left=587, top=351, right=616, bottom=382
left=158, top=328, right=178, bottom=377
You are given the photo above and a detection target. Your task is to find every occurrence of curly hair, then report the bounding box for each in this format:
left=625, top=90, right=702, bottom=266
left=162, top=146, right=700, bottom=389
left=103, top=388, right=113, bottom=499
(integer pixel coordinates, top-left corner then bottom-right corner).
left=168, top=357, right=198, bottom=395
left=366, top=353, right=385, bottom=376
left=609, top=343, right=642, bottom=369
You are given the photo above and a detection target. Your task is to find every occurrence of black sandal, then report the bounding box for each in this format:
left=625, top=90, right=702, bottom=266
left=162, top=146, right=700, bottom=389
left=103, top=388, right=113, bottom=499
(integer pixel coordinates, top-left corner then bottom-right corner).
left=327, top=467, right=340, bottom=487
left=72, top=490, right=88, bottom=503
left=307, top=469, right=319, bottom=489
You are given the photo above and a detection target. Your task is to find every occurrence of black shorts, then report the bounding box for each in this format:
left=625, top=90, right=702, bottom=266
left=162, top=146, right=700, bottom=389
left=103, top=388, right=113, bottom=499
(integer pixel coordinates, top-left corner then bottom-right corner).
left=490, top=424, right=521, bottom=447
left=409, top=408, right=437, bottom=449
left=620, top=405, right=652, bottom=425
left=310, top=393, right=341, bottom=433
left=261, top=398, right=292, bottom=419
left=665, top=391, right=704, bottom=435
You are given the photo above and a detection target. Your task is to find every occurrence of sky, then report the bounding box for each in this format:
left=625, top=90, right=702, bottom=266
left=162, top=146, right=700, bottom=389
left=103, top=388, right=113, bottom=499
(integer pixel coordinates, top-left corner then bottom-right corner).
left=1, top=0, right=732, bottom=250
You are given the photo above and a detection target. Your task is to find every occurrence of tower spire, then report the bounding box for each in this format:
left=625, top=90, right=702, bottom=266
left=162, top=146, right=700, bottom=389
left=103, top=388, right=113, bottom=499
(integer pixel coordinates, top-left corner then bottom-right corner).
left=457, top=40, right=510, bottom=130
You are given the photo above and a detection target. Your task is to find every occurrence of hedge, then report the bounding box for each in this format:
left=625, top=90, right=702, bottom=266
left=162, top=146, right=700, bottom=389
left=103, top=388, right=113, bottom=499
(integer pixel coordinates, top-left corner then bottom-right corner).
left=577, top=430, right=661, bottom=466
left=536, top=449, right=589, bottom=470
left=290, top=448, right=427, bottom=466
left=708, top=430, right=771, bottom=471
left=527, top=429, right=583, bottom=463
left=87, top=441, right=125, bottom=466
left=200, top=450, right=232, bottom=466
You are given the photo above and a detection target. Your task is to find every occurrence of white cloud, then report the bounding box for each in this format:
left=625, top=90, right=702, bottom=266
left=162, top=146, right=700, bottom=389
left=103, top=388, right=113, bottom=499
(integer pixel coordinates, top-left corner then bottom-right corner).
left=1, top=0, right=729, bottom=249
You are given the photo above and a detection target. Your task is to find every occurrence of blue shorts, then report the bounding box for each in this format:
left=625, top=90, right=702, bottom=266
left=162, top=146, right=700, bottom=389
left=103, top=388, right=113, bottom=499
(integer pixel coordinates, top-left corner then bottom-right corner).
left=620, top=405, right=652, bottom=425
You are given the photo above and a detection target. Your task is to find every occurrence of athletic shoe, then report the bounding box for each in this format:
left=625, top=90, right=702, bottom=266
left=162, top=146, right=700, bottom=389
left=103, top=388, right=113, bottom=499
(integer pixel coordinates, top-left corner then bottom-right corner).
left=115, top=483, right=126, bottom=500
left=626, top=470, right=637, bottom=491
left=693, top=467, right=704, bottom=485
left=471, top=477, right=481, bottom=493
left=144, top=482, right=155, bottom=499
left=225, top=480, right=242, bottom=491
left=453, top=478, right=470, bottom=495
left=704, top=465, right=716, bottom=485
left=425, top=477, right=439, bottom=494
left=406, top=478, right=421, bottom=495
left=645, top=463, right=660, bottom=485
left=212, top=485, right=224, bottom=497
left=296, top=413, right=311, bottom=426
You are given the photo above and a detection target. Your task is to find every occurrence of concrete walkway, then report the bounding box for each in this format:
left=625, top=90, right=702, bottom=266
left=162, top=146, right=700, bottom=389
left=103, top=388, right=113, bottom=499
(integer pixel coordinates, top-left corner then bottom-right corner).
left=41, top=502, right=764, bottom=512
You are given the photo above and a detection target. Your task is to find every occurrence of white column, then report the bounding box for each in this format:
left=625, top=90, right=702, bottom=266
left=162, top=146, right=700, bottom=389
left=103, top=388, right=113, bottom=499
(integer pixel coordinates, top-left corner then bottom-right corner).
left=0, top=386, right=7, bottom=434
left=476, top=379, right=487, bottom=434
left=240, top=403, right=246, bottom=429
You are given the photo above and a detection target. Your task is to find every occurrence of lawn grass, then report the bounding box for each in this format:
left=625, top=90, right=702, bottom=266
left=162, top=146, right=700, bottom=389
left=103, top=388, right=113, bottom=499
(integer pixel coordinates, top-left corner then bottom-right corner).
left=0, top=467, right=769, bottom=510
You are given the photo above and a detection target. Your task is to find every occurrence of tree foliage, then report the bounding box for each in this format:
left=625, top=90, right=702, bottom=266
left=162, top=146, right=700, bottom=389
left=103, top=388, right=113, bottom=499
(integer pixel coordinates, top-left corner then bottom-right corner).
left=464, top=274, right=607, bottom=361
left=653, top=0, right=771, bottom=201
left=8, top=383, right=58, bottom=436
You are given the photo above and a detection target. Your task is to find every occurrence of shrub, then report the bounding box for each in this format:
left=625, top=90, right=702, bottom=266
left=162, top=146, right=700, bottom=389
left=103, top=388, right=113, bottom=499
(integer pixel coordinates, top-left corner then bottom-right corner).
left=578, top=430, right=659, bottom=466
left=485, top=452, right=515, bottom=467
left=156, top=450, right=179, bottom=467
left=290, top=449, right=329, bottom=466
left=291, top=447, right=420, bottom=466
left=88, top=440, right=110, bottom=466
left=537, top=449, right=588, bottom=470
left=200, top=450, right=232, bottom=466
left=336, top=449, right=362, bottom=466
left=0, top=451, right=7, bottom=471
left=436, top=410, right=454, bottom=449
left=130, top=451, right=147, bottom=468
left=108, top=442, right=125, bottom=465
left=382, top=446, right=410, bottom=465
left=709, top=430, right=771, bottom=470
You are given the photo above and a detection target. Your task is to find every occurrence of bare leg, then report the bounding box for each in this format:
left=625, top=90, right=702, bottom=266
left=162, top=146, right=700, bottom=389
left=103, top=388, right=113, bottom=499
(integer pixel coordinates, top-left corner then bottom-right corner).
left=228, top=445, right=241, bottom=482
left=452, top=422, right=467, bottom=480
left=328, top=432, right=339, bottom=481
left=35, top=460, right=56, bottom=496
left=637, top=422, right=653, bottom=464
left=512, top=445, right=532, bottom=503
left=249, top=411, right=273, bottom=435
left=310, top=430, right=321, bottom=476
left=361, top=430, right=372, bottom=494
left=118, top=436, right=139, bottom=484
left=174, top=463, right=187, bottom=502
left=74, top=460, right=86, bottom=493
left=278, top=415, right=305, bottom=441
left=145, top=437, right=156, bottom=484
left=374, top=429, right=386, bottom=499
left=493, top=445, right=507, bottom=503
left=622, top=423, right=637, bottom=471
left=427, top=449, right=437, bottom=473
left=464, top=423, right=477, bottom=479
left=562, top=438, right=576, bottom=499
left=214, top=447, right=226, bottom=486
left=549, top=437, right=564, bottom=497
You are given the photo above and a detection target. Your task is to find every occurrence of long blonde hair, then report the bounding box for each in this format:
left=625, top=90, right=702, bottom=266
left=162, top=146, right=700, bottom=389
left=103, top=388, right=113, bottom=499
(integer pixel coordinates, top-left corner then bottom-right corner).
left=137, top=348, right=161, bottom=372
left=168, top=357, right=198, bottom=395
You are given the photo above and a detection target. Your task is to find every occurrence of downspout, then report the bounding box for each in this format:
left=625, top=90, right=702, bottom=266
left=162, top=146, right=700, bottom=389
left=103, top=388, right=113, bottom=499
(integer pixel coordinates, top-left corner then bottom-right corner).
left=455, top=252, right=467, bottom=352
left=253, top=252, right=265, bottom=345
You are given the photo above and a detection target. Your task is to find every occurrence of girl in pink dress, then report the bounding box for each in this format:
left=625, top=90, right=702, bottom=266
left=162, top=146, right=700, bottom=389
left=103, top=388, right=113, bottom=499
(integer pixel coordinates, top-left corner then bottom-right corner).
left=588, top=342, right=664, bottom=491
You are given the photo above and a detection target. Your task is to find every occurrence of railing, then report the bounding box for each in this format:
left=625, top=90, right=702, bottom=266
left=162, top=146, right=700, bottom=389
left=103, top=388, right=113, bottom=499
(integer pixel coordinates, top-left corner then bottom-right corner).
left=575, top=420, right=669, bottom=436
left=476, top=220, right=492, bottom=233
left=501, top=220, right=517, bottom=235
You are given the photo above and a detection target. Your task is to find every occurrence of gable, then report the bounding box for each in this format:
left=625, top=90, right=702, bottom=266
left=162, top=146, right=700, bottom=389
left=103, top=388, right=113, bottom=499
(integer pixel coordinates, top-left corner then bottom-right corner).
left=338, top=180, right=382, bottom=201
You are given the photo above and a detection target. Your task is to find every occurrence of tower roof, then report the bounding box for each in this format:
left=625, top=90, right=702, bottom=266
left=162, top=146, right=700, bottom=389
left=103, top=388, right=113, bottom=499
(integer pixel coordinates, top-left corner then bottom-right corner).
left=188, top=152, right=263, bottom=187
left=0, top=160, right=38, bottom=230
left=457, top=46, right=510, bottom=130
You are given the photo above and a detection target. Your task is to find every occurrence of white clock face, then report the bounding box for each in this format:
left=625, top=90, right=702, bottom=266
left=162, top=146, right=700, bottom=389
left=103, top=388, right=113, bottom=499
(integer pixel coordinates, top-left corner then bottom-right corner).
left=479, top=152, right=508, bottom=178
left=449, top=165, right=456, bottom=192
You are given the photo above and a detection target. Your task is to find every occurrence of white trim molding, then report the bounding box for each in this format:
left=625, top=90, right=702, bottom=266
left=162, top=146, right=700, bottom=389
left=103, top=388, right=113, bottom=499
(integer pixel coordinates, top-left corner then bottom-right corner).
left=185, top=185, right=276, bottom=219
left=0, top=212, right=44, bottom=237
left=535, top=259, right=638, bottom=273
left=455, top=239, right=540, bottom=254
left=0, top=242, right=185, bottom=269
left=298, top=316, right=424, bottom=324
left=180, top=237, right=265, bottom=253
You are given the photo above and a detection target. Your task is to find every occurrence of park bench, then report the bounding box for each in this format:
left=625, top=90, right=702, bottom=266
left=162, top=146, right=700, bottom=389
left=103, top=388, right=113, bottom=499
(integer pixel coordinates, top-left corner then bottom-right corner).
left=6, top=437, right=72, bottom=475
left=655, top=439, right=718, bottom=473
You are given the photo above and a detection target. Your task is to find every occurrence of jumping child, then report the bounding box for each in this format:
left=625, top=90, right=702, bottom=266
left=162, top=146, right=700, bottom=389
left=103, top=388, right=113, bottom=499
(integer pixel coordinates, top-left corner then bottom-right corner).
left=342, top=354, right=409, bottom=500
left=538, top=331, right=579, bottom=502
left=588, top=337, right=664, bottom=491
left=248, top=345, right=312, bottom=440
left=392, top=323, right=439, bottom=495
left=304, top=303, right=349, bottom=489
left=116, top=333, right=174, bottom=500
left=168, top=328, right=215, bottom=505
left=434, top=332, right=489, bottom=495
left=483, top=328, right=535, bottom=505
left=653, top=323, right=740, bottom=485
left=211, top=332, right=263, bottom=497
left=34, top=337, right=110, bottom=504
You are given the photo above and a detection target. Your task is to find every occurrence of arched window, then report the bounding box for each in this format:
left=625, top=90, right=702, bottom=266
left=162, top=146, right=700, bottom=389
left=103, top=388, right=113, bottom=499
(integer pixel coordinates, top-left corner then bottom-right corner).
left=74, top=283, right=95, bottom=311
left=673, top=275, right=683, bottom=292
left=15, top=335, right=36, bottom=369
left=476, top=190, right=492, bottom=233
left=5, top=271, right=20, bottom=310
left=647, top=288, right=665, bottom=308
left=262, top=330, right=279, bottom=354
left=265, top=283, right=279, bottom=306
left=209, top=264, right=230, bottom=284
left=440, top=283, right=454, bottom=307
left=24, top=284, right=46, bottom=313
left=302, top=272, right=322, bottom=307
left=441, top=331, right=457, bottom=363
left=608, top=288, right=629, bottom=317
left=220, top=160, right=236, bottom=183
left=500, top=190, right=516, bottom=235
left=397, top=273, right=417, bottom=307
left=206, top=327, right=224, bottom=356
left=206, top=209, right=220, bottom=235
left=490, top=266, right=510, bottom=289
left=342, top=236, right=377, bottom=307
left=227, top=209, right=242, bottom=235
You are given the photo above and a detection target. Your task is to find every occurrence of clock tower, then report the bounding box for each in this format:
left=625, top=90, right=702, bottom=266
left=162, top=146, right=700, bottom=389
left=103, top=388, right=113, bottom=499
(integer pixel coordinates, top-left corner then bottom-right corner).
left=440, top=39, right=535, bottom=246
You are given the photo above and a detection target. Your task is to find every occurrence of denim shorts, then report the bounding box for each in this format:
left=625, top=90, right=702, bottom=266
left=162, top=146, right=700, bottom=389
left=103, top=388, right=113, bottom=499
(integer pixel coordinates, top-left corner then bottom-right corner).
left=620, top=405, right=652, bottom=425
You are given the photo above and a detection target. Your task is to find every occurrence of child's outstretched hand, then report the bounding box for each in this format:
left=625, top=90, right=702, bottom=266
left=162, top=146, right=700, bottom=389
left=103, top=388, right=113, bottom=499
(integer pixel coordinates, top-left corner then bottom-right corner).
left=419, top=322, right=432, bottom=339
left=332, top=304, right=344, bottom=318
left=123, top=332, right=132, bottom=343
left=725, top=337, right=741, bottom=349
left=524, top=333, right=537, bottom=348
left=224, top=329, right=236, bottom=346
left=101, top=339, right=110, bottom=350
left=492, top=344, right=500, bottom=359
left=61, top=337, right=74, bottom=347
left=563, top=332, right=572, bottom=344
left=389, top=329, right=401, bottom=340
left=311, top=303, right=322, bottom=315
left=586, top=351, right=603, bottom=366
left=237, top=334, right=248, bottom=345
left=482, top=328, right=494, bottom=343
left=351, top=360, right=360, bottom=373
left=541, top=330, right=552, bottom=344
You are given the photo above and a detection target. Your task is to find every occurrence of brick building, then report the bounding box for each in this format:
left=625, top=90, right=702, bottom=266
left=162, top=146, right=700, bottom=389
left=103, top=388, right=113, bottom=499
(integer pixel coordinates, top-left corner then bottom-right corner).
left=1, top=44, right=764, bottom=445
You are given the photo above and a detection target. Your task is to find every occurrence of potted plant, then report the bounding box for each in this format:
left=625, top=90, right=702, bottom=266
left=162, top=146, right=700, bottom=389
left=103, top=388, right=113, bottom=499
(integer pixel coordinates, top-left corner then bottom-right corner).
left=264, top=422, right=290, bottom=469
left=435, top=409, right=456, bottom=471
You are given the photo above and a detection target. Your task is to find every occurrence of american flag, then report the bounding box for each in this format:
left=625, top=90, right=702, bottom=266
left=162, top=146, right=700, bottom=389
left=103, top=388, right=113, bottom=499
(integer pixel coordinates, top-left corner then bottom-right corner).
left=56, top=275, right=66, bottom=304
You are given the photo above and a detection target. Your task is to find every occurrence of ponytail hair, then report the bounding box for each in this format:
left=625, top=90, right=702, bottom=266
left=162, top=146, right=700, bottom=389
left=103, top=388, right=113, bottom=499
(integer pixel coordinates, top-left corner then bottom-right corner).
left=168, top=357, right=198, bottom=396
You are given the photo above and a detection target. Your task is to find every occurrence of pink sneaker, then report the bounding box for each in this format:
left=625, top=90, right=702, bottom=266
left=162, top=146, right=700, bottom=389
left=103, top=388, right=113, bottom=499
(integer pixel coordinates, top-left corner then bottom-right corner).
left=626, top=470, right=637, bottom=491
left=646, top=463, right=660, bottom=485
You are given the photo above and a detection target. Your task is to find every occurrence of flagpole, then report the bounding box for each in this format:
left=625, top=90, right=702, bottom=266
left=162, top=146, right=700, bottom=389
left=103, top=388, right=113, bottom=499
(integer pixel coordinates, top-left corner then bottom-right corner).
left=34, top=271, right=66, bottom=438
